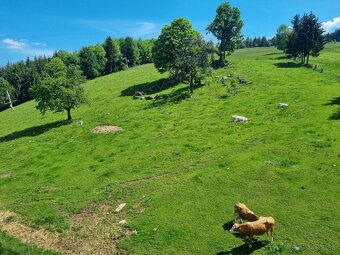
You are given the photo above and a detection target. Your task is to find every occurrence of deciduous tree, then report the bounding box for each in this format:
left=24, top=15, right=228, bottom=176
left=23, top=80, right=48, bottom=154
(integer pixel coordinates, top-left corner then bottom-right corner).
left=79, top=45, right=106, bottom=79
left=206, top=2, right=243, bottom=66
left=31, top=57, right=87, bottom=120
left=120, top=37, right=139, bottom=67
left=275, top=25, right=291, bottom=51
left=153, top=18, right=212, bottom=93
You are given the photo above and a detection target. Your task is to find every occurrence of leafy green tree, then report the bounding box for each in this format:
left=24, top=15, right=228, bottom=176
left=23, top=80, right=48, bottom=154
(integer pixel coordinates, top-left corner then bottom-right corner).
left=54, top=50, right=80, bottom=66
left=153, top=18, right=211, bottom=93
left=103, top=36, right=124, bottom=74
left=153, top=18, right=201, bottom=73
left=173, top=37, right=213, bottom=93
left=275, top=25, right=291, bottom=51
left=31, top=57, right=86, bottom=120
left=137, top=39, right=154, bottom=64
left=207, top=2, right=243, bottom=66
left=79, top=45, right=106, bottom=79
left=120, top=37, right=139, bottom=67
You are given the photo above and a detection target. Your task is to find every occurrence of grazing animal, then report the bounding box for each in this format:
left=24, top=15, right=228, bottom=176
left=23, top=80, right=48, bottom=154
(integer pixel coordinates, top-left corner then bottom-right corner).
left=278, top=103, right=289, bottom=108
left=231, top=115, right=248, bottom=122
left=230, top=216, right=275, bottom=248
left=234, top=202, right=260, bottom=223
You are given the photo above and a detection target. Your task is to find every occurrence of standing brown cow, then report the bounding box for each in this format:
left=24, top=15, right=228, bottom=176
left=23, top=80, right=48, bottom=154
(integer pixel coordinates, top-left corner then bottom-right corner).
left=234, top=202, right=260, bottom=222
left=229, top=216, right=275, bottom=248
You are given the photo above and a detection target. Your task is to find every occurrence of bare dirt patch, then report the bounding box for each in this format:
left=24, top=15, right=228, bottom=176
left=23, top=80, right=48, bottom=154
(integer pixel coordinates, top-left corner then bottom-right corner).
left=91, top=126, right=124, bottom=134
left=0, top=171, right=12, bottom=179
left=0, top=211, right=60, bottom=250
left=0, top=200, right=133, bottom=254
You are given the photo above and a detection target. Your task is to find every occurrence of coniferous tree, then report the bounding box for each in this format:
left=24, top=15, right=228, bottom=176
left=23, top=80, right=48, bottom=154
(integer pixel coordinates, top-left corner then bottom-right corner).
left=103, top=36, right=116, bottom=74
left=286, top=13, right=325, bottom=64
left=326, top=29, right=340, bottom=42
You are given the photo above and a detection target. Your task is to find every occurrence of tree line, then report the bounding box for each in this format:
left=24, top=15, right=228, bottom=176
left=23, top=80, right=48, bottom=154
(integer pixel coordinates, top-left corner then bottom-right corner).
left=325, top=29, right=340, bottom=42
left=0, top=37, right=155, bottom=110
left=0, top=2, right=328, bottom=119
left=238, top=36, right=273, bottom=48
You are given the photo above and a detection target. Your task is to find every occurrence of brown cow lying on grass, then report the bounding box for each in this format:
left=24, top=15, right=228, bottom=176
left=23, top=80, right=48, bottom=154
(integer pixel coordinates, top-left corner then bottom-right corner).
left=229, top=216, right=275, bottom=248
left=234, top=202, right=260, bottom=223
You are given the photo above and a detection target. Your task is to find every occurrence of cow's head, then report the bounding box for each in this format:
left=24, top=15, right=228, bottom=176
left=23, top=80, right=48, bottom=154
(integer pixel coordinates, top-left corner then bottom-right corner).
left=229, top=223, right=239, bottom=233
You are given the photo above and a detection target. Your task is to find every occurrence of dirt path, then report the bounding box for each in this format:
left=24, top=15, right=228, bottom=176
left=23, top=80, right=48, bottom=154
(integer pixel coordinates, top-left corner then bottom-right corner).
left=0, top=200, right=132, bottom=254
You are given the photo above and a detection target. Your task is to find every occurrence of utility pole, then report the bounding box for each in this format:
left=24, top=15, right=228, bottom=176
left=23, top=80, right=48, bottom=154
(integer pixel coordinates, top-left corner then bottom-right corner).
left=6, top=90, right=14, bottom=110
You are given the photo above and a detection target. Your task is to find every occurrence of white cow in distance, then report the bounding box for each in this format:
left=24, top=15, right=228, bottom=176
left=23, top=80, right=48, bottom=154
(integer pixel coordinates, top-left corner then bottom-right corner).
left=278, top=103, right=289, bottom=108
left=231, top=115, right=248, bottom=122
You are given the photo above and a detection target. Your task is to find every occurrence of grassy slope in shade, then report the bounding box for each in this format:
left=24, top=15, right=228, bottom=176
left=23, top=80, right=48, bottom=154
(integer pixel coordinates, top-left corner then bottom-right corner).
left=0, top=44, right=339, bottom=254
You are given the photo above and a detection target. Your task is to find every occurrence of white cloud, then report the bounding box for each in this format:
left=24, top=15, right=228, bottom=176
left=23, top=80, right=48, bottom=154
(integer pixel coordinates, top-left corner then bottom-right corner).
left=1, top=38, right=54, bottom=58
left=79, top=19, right=162, bottom=38
left=2, top=38, right=26, bottom=50
left=322, top=16, right=340, bottom=33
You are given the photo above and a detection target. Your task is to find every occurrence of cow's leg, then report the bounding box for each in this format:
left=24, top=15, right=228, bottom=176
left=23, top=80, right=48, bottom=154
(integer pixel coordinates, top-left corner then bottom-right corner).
left=270, top=226, right=274, bottom=242
left=234, top=212, right=238, bottom=222
left=248, top=235, right=253, bottom=249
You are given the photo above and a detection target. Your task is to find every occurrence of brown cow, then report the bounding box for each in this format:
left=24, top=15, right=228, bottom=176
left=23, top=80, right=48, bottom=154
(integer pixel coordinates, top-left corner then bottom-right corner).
left=229, top=216, right=275, bottom=248
left=234, top=202, right=260, bottom=223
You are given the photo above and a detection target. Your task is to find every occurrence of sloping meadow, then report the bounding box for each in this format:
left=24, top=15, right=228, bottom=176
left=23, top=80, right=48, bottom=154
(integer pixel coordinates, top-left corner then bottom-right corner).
left=0, top=45, right=339, bottom=254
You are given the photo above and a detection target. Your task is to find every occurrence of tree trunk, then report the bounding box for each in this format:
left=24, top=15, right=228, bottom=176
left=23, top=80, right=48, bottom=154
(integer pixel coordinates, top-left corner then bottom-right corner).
left=223, top=50, right=226, bottom=65
left=66, top=108, right=72, bottom=121
left=189, top=77, right=194, bottom=94
left=306, top=54, right=310, bottom=65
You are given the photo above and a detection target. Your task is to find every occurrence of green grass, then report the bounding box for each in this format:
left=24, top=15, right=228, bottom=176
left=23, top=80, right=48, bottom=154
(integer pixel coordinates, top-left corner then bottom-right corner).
left=0, top=44, right=339, bottom=254
left=0, top=231, right=57, bottom=255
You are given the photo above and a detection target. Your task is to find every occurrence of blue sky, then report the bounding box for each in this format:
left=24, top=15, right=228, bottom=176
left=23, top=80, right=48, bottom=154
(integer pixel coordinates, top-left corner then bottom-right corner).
left=1, top=0, right=339, bottom=66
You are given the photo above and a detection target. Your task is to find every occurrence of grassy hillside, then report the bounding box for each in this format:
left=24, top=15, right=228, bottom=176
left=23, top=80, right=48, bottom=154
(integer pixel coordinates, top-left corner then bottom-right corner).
left=0, top=44, right=339, bottom=254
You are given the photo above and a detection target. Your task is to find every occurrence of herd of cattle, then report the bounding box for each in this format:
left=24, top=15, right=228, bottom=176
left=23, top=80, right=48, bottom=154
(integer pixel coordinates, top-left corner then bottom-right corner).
left=229, top=202, right=276, bottom=248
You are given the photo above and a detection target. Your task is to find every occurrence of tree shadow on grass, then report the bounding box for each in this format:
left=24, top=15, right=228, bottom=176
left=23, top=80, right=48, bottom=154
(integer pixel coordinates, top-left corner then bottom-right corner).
left=274, top=62, right=302, bottom=68
left=324, top=97, right=340, bottom=120
left=324, top=97, right=340, bottom=106
left=120, top=78, right=179, bottom=96
left=143, top=87, right=192, bottom=109
left=216, top=241, right=269, bottom=255
left=0, top=120, right=69, bottom=142
left=263, top=52, right=281, bottom=56
left=143, top=83, right=205, bottom=109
